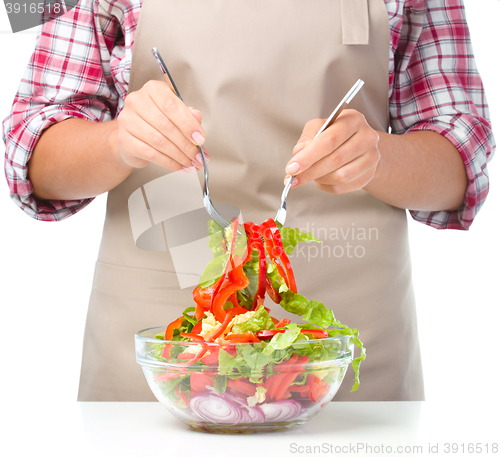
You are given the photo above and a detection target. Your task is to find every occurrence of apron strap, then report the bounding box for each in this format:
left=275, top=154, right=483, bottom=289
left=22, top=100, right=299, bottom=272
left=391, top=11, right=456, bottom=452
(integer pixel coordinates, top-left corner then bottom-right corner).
left=341, top=0, right=370, bottom=45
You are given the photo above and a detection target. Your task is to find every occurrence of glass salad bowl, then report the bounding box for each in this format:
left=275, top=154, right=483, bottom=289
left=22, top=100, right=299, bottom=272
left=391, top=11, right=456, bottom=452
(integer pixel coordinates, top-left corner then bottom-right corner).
left=135, top=326, right=353, bottom=434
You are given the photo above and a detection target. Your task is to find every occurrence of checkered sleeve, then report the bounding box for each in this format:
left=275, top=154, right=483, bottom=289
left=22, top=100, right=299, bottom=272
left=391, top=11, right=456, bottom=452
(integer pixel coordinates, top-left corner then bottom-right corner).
left=389, top=0, right=495, bottom=230
left=2, top=0, right=123, bottom=221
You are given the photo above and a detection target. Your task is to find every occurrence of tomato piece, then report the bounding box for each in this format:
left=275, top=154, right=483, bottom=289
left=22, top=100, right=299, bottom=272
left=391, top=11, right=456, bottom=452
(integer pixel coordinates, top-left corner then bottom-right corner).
left=200, top=348, right=219, bottom=365
left=190, top=373, right=214, bottom=393
left=288, top=385, right=310, bottom=392
left=307, top=375, right=330, bottom=402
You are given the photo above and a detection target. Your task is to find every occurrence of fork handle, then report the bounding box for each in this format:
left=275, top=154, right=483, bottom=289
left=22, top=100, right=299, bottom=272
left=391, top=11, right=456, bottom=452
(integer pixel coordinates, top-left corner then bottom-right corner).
left=314, top=79, right=364, bottom=139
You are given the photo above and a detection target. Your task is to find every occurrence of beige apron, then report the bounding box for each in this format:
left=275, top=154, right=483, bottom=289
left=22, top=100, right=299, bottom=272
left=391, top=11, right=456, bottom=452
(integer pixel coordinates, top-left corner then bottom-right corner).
left=78, top=0, right=424, bottom=401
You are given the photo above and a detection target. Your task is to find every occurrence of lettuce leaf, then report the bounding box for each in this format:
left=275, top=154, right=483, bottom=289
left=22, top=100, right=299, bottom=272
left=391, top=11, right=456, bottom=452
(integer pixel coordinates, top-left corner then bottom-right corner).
left=231, top=306, right=276, bottom=334
left=262, top=328, right=301, bottom=355
left=199, top=220, right=247, bottom=289
left=238, top=249, right=260, bottom=309
left=279, top=226, right=319, bottom=255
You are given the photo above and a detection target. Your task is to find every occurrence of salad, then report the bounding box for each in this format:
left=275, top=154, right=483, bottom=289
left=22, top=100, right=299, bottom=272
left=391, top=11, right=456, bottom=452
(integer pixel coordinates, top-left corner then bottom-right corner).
left=149, top=218, right=365, bottom=426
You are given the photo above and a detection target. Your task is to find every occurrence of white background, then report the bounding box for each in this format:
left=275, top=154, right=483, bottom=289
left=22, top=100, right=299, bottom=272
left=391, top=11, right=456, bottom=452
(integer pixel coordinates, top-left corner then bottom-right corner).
left=0, top=1, right=499, bottom=455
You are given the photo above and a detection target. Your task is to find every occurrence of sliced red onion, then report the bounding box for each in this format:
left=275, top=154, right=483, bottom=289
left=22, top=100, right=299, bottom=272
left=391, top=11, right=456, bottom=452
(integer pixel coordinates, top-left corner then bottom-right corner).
left=259, top=400, right=302, bottom=422
left=190, top=392, right=242, bottom=425
left=223, top=392, right=265, bottom=423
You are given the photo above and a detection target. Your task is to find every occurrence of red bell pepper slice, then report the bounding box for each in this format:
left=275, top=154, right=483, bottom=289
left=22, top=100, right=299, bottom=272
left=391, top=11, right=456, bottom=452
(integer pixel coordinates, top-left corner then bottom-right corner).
left=274, top=371, right=300, bottom=401
left=301, top=329, right=329, bottom=339
left=276, top=318, right=291, bottom=328
left=161, top=344, right=173, bottom=359
left=179, top=332, right=205, bottom=342
left=164, top=316, right=185, bottom=341
left=256, top=329, right=327, bottom=341
left=264, top=373, right=283, bottom=401
left=265, top=276, right=281, bottom=303
left=210, top=219, right=240, bottom=306
left=177, top=352, right=196, bottom=360
left=243, top=222, right=267, bottom=310
left=228, top=378, right=257, bottom=397
left=174, top=386, right=189, bottom=406
left=274, top=353, right=299, bottom=370
left=191, top=321, right=203, bottom=335
left=260, top=222, right=288, bottom=285
left=212, top=260, right=250, bottom=323
left=256, top=329, right=285, bottom=340
left=175, top=346, right=209, bottom=367
left=208, top=309, right=235, bottom=342
left=261, top=219, right=297, bottom=293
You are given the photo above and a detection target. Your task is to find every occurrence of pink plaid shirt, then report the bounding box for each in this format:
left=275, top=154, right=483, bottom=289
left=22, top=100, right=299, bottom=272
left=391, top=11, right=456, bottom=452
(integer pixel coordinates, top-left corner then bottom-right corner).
left=2, top=0, right=496, bottom=229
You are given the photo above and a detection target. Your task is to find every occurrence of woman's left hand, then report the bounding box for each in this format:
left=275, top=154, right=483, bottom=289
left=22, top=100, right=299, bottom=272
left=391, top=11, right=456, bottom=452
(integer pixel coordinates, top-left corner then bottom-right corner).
left=285, top=110, right=381, bottom=194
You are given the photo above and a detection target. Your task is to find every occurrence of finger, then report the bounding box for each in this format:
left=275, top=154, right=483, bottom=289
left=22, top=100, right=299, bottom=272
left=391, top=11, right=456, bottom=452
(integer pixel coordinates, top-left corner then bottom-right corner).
left=200, top=147, right=210, bottom=160
left=295, top=119, right=325, bottom=146
left=316, top=149, right=379, bottom=187
left=144, top=80, right=206, bottom=145
left=285, top=113, right=356, bottom=177
left=120, top=129, right=190, bottom=172
left=291, top=129, right=374, bottom=186
left=315, top=167, right=376, bottom=195
left=122, top=103, right=196, bottom=169
left=188, top=107, right=202, bottom=123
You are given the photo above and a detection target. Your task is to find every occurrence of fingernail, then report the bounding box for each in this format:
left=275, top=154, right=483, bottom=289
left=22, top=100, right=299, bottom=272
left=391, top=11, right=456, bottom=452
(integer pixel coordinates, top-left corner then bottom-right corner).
left=291, top=177, right=299, bottom=187
left=181, top=166, right=193, bottom=173
left=286, top=162, right=300, bottom=175
left=192, top=131, right=205, bottom=145
left=191, top=160, right=202, bottom=170
left=189, top=107, right=202, bottom=118
left=195, top=152, right=204, bottom=165
left=284, top=175, right=292, bottom=185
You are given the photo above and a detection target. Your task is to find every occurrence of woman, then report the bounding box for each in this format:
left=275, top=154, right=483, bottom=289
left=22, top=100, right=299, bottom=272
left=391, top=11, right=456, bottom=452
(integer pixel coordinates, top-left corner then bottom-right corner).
left=3, top=0, right=495, bottom=401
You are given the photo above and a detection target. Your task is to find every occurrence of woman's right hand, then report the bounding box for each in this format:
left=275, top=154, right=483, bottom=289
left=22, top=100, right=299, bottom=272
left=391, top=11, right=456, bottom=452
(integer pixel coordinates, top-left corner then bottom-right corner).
left=115, top=79, right=208, bottom=171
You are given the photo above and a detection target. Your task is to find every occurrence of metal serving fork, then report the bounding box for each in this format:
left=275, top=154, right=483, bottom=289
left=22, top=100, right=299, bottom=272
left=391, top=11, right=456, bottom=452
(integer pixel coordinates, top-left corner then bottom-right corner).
left=275, top=79, right=365, bottom=226
left=151, top=47, right=232, bottom=230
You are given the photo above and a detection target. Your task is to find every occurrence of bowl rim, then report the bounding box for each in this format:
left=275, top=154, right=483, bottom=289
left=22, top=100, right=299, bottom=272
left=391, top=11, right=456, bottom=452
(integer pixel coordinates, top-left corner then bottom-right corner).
left=135, top=325, right=353, bottom=347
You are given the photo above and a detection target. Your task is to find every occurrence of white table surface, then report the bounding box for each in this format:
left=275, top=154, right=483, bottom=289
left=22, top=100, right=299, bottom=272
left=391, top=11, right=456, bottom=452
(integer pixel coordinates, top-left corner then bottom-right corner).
left=7, top=400, right=496, bottom=457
